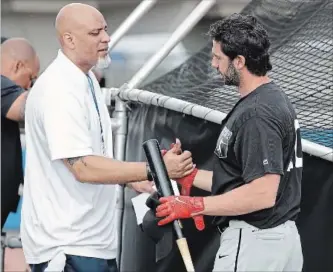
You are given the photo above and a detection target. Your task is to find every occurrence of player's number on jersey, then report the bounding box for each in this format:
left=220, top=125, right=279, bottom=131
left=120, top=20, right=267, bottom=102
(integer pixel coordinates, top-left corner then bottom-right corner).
left=287, top=119, right=303, bottom=171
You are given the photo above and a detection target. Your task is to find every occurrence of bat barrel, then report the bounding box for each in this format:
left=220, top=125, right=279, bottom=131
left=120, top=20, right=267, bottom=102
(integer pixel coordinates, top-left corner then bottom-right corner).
left=143, top=139, right=184, bottom=240
left=143, top=139, right=173, bottom=197
left=143, top=139, right=195, bottom=271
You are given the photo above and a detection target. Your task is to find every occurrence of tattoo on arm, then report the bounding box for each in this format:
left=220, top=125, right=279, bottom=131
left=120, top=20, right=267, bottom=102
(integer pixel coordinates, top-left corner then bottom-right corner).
left=67, top=157, right=87, bottom=167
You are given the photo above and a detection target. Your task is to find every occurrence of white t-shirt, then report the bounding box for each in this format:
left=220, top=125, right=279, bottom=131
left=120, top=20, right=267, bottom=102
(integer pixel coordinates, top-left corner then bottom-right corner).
left=21, top=50, right=118, bottom=264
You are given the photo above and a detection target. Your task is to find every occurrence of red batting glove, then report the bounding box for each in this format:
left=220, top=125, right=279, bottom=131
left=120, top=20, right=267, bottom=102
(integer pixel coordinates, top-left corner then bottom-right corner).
left=162, top=146, right=198, bottom=196
left=156, top=196, right=205, bottom=231
left=176, top=168, right=198, bottom=196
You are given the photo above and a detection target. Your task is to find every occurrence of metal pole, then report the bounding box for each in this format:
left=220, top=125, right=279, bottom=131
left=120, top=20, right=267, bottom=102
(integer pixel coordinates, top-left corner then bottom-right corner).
left=301, top=139, right=333, bottom=162
left=126, top=0, right=217, bottom=89
left=113, top=98, right=128, bottom=161
left=113, top=96, right=128, bottom=267
left=109, top=1, right=158, bottom=268
left=108, top=0, right=158, bottom=50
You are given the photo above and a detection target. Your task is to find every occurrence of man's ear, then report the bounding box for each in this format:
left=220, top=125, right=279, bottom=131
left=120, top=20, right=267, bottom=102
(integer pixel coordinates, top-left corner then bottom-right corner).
left=63, top=32, right=75, bottom=50
left=14, top=60, right=24, bottom=74
left=234, top=55, right=246, bottom=70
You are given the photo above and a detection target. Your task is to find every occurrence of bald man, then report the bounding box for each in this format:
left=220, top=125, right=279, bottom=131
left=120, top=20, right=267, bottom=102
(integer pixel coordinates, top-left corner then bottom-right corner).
left=1, top=38, right=40, bottom=229
left=21, top=3, right=193, bottom=272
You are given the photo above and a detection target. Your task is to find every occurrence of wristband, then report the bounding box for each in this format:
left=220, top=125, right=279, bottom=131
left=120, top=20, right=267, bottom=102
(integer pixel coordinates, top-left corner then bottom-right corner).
left=146, top=163, right=154, bottom=181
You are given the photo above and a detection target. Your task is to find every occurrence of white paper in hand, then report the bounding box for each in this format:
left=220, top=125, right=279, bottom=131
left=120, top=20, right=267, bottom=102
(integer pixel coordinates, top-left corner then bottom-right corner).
left=131, top=180, right=180, bottom=225
left=131, top=192, right=150, bottom=225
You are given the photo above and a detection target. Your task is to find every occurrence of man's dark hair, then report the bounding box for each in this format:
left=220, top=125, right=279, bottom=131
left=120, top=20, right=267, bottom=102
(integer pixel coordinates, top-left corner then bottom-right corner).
left=208, top=13, right=272, bottom=76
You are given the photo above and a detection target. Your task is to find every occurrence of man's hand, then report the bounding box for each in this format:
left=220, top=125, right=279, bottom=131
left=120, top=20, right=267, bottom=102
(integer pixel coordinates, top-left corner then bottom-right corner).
left=25, top=264, right=31, bottom=272
left=163, top=144, right=193, bottom=179
left=128, top=180, right=156, bottom=194
left=156, top=196, right=205, bottom=231
left=162, top=139, right=198, bottom=195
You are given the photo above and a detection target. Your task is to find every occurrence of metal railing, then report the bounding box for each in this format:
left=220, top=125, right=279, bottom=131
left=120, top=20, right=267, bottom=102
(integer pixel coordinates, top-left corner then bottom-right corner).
left=104, top=86, right=333, bottom=163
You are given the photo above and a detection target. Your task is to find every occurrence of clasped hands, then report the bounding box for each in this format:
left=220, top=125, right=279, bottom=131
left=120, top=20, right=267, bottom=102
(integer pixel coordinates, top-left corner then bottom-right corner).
left=156, top=139, right=205, bottom=231
left=129, top=139, right=194, bottom=194
left=131, top=138, right=205, bottom=230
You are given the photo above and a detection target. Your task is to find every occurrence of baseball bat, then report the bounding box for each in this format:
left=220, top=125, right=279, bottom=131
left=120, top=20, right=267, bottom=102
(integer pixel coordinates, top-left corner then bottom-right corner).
left=143, top=139, right=195, bottom=272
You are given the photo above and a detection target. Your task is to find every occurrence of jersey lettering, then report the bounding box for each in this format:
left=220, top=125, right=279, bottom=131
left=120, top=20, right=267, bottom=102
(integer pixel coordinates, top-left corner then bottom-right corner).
left=287, top=119, right=303, bottom=171
left=215, top=126, right=232, bottom=159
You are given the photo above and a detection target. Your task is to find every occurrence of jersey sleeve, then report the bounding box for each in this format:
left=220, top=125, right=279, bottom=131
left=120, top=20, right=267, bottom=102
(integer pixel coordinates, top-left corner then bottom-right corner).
left=234, top=116, right=284, bottom=183
left=1, top=78, right=25, bottom=117
left=43, top=91, right=93, bottom=161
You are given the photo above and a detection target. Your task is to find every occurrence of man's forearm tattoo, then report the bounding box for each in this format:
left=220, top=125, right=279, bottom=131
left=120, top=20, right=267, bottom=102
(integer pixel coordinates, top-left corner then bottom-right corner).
left=67, top=157, right=87, bottom=167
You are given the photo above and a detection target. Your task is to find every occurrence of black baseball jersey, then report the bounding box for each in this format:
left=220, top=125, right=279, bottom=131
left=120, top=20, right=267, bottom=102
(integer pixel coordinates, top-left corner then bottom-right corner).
left=211, top=82, right=303, bottom=229
left=1, top=75, right=24, bottom=228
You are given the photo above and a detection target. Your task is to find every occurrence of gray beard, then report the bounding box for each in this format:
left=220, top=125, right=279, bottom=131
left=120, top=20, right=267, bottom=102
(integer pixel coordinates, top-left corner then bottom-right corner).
left=95, top=54, right=111, bottom=70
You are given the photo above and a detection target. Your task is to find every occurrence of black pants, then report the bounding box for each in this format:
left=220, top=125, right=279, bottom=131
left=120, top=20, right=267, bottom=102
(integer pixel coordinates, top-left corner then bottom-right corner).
left=1, top=183, right=20, bottom=230
left=1, top=208, right=11, bottom=230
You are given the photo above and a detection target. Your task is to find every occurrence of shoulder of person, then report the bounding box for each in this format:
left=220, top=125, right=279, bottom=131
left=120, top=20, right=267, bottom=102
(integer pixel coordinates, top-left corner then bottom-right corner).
left=38, top=65, right=86, bottom=95
left=1, top=75, right=22, bottom=94
left=255, top=82, right=291, bottom=107
left=235, top=106, right=286, bottom=132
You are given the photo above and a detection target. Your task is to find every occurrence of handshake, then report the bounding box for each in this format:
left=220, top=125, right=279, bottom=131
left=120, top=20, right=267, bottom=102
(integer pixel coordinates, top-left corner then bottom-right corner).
left=130, top=138, right=197, bottom=195
left=160, top=138, right=198, bottom=197
left=141, top=139, right=206, bottom=232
